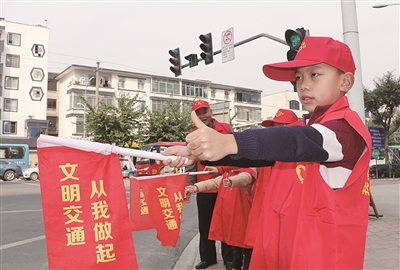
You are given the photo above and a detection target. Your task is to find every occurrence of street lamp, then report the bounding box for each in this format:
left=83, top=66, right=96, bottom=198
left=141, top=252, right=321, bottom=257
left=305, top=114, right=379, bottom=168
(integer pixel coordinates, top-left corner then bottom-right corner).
left=372, top=3, right=400, bottom=8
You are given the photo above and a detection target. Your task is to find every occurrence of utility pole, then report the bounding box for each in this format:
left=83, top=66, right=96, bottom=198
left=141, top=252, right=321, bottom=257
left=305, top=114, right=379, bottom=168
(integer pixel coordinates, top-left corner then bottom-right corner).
left=95, top=61, right=100, bottom=111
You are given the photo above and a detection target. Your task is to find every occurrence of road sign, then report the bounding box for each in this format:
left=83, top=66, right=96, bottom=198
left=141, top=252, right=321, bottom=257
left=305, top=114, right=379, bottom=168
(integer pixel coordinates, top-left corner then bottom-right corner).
left=368, top=127, right=386, bottom=148
left=221, top=27, right=234, bottom=63
left=372, top=149, right=380, bottom=160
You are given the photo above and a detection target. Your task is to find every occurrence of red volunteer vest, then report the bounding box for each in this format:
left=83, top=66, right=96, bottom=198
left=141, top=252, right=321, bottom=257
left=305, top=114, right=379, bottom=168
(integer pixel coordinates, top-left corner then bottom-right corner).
left=244, top=166, right=272, bottom=247
left=250, top=97, right=372, bottom=269
left=208, top=168, right=256, bottom=248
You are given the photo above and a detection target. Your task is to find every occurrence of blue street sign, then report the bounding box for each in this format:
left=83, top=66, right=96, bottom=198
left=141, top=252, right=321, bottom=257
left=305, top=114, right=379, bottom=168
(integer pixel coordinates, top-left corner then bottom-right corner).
left=368, top=127, right=386, bottom=148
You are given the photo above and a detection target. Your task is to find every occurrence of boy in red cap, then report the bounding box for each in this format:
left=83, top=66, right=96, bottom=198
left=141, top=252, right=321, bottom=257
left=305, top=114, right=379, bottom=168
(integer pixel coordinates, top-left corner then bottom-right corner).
left=163, top=36, right=372, bottom=269
left=261, top=108, right=299, bottom=127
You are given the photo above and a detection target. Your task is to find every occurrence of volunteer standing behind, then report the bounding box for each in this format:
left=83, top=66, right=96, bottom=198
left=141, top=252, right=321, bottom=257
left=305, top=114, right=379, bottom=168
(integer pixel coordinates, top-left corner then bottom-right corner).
left=190, top=100, right=232, bottom=270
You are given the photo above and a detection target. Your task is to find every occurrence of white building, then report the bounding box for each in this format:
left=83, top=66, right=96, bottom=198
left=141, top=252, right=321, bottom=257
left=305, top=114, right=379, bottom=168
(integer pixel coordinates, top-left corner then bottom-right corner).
left=262, top=90, right=308, bottom=120
left=0, top=19, right=49, bottom=145
left=54, top=64, right=264, bottom=138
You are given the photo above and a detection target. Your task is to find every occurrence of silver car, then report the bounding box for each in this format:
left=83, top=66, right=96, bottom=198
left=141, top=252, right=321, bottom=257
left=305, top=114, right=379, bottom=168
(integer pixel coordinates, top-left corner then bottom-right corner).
left=0, top=160, right=23, bottom=181
left=23, top=167, right=39, bottom=181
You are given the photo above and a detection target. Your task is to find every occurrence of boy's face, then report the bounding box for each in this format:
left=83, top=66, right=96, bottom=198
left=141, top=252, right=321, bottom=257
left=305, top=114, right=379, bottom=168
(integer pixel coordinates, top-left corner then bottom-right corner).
left=295, top=63, right=352, bottom=113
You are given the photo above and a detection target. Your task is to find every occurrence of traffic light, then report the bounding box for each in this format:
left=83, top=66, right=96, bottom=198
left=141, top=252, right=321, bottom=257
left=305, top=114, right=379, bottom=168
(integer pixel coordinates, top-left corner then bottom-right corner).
left=185, top=53, right=199, bottom=68
left=169, top=48, right=182, bottom=77
left=285, top=27, right=307, bottom=61
left=199, top=33, right=214, bottom=65
left=285, top=28, right=308, bottom=92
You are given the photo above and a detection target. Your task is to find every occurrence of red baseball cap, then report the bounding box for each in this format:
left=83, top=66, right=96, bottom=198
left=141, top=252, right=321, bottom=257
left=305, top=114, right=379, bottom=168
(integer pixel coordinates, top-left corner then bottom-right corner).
left=192, top=100, right=210, bottom=111
left=261, top=109, right=298, bottom=127
left=263, top=36, right=356, bottom=82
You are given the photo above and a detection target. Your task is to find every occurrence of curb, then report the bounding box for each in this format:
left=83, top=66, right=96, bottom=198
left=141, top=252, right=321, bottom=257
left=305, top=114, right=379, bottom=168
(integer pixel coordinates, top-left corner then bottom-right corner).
left=174, top=233, right=199, bottom=270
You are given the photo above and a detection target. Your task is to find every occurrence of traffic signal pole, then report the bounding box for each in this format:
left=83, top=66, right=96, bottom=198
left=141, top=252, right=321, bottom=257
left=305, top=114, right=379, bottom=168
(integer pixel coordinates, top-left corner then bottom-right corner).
left=181, top=33, right=287, bottom=69
left=341, top=0, right=365, bottom=122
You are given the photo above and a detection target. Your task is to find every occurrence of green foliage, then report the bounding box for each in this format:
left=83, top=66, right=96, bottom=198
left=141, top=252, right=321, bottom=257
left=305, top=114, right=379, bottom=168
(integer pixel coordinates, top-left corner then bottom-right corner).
left=83, top=93, right=148, bottom=147
left=144, top=100, right=193, bottom=143
left=364, top=71, right=400, bottom=155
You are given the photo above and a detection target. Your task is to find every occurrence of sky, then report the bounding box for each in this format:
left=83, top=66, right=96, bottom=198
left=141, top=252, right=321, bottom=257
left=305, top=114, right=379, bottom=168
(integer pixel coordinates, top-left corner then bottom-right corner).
left=1, top=0, right=399, bottom=96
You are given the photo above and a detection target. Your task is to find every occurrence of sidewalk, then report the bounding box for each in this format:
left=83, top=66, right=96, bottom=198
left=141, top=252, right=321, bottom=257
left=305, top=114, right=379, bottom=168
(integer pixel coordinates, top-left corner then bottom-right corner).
left=173, top=178, right=399, bottom=270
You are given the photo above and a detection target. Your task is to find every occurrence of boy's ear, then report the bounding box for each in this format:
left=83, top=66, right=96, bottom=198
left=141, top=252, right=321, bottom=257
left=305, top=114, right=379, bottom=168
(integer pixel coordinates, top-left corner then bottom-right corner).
left=340, top=72, right=355, bottom=93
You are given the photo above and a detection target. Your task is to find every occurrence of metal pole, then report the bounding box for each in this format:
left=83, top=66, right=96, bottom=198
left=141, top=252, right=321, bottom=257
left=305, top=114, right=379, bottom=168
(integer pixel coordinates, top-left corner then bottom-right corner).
left=83, top=104, right=86, bottom=138
left=83, top=84, right=87, bottom=138
left=95, top=61, right=100, bottom=112
left=182, top=33, right=287, bottom=69
left=341, top=0, right=366, bottom=122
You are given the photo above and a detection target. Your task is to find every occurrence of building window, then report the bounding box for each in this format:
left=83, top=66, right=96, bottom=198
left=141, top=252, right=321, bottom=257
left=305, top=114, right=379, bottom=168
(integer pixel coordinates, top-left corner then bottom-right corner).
left=181, top=82, right=207, bottom=98
left=29, top=87, right=44, bottom=101
left=225, top=90, right=229, bottom=100
left=5, top=76, right=19, bottom=90
left=76, top=116, right=84, bottom=134
left=182, top=101, right=192, bottom=113
left=7, top=33, right=21, bottom=46
left=3, top=121, right=17, bottom=134
left=47, top=99, right=57, bottom=110
left=236, top=107, right=261, bottom=121
left=30, top=68, right=45, bottom=81
left=70, top=93, right=113, bottom=109
left=152, top=99, right=168, bottom=112
left=136, top=101, right=146, bottom=112
left=4, top=98, right=18, bottom=112
left=289, top=100, right=300, bottom=110
left=99, top=76, right=111, bottom=88
left=211, top=90, right=216, bottom=98
left=152, top=79, right=179, bottom=95
left=47, top=116, right=58, bottom=133
left=48, top=80, right=57, bottom=91
left=235, top=90, right=261, bottom=104
left=6, top=54, right=20, bottom=68
left=118, top=78, right=126, bottom=89
left=138, top=79, right=145, bottom=90
left=31, top=44, right=45, bottom=57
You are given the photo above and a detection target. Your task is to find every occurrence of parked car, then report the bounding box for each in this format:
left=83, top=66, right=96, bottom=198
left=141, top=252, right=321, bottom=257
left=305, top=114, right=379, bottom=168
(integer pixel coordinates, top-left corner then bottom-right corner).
left=23, top=167, right=39, bottom=181
left=0, top=160, right=23, bottom=181
left=122, top=168, right=136, bottom=179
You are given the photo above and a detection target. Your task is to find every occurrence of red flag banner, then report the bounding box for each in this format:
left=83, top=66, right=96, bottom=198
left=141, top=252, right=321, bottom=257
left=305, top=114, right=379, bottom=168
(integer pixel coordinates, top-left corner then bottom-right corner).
left=130, top=174, right=187, bottom=247
left=129, top=176, right=154, bottom=231
left=37, top=139, right=138, bottom=269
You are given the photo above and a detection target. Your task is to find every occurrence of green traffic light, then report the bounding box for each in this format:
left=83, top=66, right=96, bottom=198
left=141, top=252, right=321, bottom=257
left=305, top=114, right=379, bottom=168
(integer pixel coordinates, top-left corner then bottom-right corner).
left=290, top=35, right=301, bottom=50
left=185, top=54, right=198, bottom=68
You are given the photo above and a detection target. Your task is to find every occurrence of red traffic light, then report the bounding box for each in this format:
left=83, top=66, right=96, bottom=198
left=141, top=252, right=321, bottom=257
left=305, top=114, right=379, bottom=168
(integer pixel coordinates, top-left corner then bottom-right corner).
left=168, top=48, right=181, bottom=77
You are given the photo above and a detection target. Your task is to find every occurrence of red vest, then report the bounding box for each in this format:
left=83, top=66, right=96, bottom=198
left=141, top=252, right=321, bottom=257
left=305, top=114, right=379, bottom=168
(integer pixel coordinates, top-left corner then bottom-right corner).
left=190, top=119, right=231, bottom=192
left=208, top=168, right=256, bottom=248
left=250, top=97, right=372, bottom=269
left=244, top=166, right=272, bottom=247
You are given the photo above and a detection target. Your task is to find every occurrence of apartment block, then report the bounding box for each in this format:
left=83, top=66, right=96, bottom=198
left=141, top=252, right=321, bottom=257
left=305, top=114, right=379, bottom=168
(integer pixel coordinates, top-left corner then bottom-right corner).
left=53, top=64, right=264, bottom=139
left=0, top=18, right=49, bottom=147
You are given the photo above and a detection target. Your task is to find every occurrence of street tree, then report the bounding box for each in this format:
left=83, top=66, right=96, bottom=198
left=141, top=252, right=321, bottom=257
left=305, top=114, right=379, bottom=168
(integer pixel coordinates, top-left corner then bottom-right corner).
left=364, top=71, right=400, bottom=160
left=84, top=93, right=147, bottom=147
left=144, top=100, right=193, bottom=143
